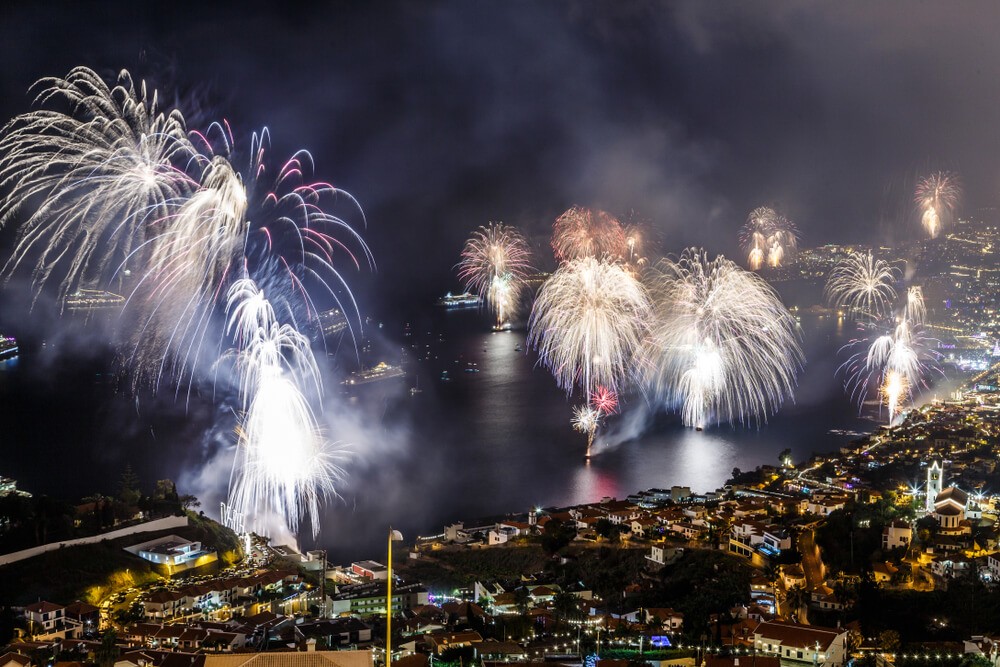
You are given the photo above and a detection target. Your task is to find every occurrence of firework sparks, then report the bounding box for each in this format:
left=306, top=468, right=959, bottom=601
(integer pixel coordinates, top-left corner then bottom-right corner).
left=590, top=385, right=619, bottom=415
left=824, top=250, right=898, bottom=319
left=226, top=278, right=342, bottom=539
left=841, top=316, right=937, bottom=422
left=0, top=68, right=373, bottom=541
left=905, top=286, right=926, bottom=324
left=528, top=256, right=650, bottom=399
left=642, top=248, right=803, bottom=429
left=0, top=67, right=197, bottom=299
left=915, top=172, right=961, bottom=239
left=551, top=207, right=626, bottom=263
left=572, top=404, right=600, bottom=458
left=458, top=222, right=532, bottom=327
left=738, top=207, right=799, bottom=270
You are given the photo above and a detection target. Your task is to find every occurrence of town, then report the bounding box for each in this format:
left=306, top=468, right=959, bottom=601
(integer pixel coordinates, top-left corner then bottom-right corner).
left=4, top=376, right=1000, bottom=667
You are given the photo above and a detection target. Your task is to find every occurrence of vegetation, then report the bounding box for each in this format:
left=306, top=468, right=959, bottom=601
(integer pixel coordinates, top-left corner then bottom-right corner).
left=0, top=511, right=239, bottom=604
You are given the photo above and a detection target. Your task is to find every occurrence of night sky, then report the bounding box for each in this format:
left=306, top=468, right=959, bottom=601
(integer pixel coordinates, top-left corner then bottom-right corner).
left=3, top=1, right=999, bottom=314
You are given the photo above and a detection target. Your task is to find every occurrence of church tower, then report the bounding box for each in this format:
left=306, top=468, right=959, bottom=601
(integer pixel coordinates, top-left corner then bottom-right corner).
left=926, top=460, right=944, bottom=513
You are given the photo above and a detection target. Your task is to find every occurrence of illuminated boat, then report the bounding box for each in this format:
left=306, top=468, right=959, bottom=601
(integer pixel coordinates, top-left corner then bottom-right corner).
left=319, top=308, right=349, bottom=337
left=64, top=289, right=125, bottom=312
left=0, top=335, right=17, bottom=361
left=342, top=361, right=405, bottom=386
left=435, top=292, right=480, bottom=309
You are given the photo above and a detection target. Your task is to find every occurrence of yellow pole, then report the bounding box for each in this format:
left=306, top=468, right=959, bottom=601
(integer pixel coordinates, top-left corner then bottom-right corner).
left=386, top=529, right=394, bottom=667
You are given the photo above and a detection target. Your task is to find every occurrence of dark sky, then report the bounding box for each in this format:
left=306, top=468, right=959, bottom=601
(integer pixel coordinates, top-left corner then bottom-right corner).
left=2, top=1, right=999, bottom=311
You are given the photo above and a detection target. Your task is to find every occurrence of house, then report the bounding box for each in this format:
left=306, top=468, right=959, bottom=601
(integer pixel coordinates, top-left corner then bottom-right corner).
left=0, top=653, right=31, bottom=667
left=753, top=620, right=847, bottom=666
left=201, top=651, right=372, bottom=667
left=705, top=657, right=779, bottom=667
left=882, top=520, right=912, bottom=551
left=780, top=564, right=806, bottom=590
left=643, top=608, right=684, bottom=632
left=423, top=631, right=483, bottom=654
left=351, top=561, right=388, bottom=580
left=630, top=517, right=658, bottom=537
left=24, top=601, right=67, bottom=640
left=872, top=562, right=899, bottom=584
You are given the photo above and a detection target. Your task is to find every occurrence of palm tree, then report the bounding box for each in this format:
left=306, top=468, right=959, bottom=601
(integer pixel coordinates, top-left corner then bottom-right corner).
left=785, top=585, right=810, bottom=624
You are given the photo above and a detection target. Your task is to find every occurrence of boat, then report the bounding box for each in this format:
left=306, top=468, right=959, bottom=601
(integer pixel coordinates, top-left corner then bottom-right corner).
left=514, top=344, right=523, bottom=352
left=440, top=370, right=451, bottom=382
left=341, top=361, right=405, bottom=386
left=64, top=289, right=125, bottom=312
left=464, top=363, right=480, bottom=373
left=410, top=376, right=423, bottom=395
left=436, top=292, right=481, bottom=309
left=319, top=308, right=349, bottom=337
left=0, top=335, right=18, bottom=361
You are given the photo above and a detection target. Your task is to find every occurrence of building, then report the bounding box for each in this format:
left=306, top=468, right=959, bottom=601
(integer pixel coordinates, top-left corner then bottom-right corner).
left=125, top=535, right=217, bottom=570
left=202, top=650, right=373, bottom=667
left=753, top=620, right=847, bottom=666
left=24, top=602, right=67, bottom=640
left=927, top=461, right=944, bottom=513
left=933, top=486, right=969, bottom=533
left=329, top=582, right=428, bottom=617
left=350, top=561, right=388, bottom=581
left=882, top=519, right=913, bottom=551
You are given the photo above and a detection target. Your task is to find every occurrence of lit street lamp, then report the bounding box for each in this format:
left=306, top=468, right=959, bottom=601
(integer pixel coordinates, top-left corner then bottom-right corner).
left=386, top=528, right=404, bottom=667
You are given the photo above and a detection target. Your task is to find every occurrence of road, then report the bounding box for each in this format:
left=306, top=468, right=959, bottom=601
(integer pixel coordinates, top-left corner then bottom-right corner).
left=798, top=526, right=826, bottom=591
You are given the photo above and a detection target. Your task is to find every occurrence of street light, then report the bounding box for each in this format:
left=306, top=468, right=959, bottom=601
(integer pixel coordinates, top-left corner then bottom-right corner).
left=386, top=528, right=404, bottom=667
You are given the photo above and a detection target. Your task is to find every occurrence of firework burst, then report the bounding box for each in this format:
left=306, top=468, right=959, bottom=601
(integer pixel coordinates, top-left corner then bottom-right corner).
left=458, top=222, right=532, bottom=327
left=0, top=68, right=372, bottom=541
left=840, top=316, right=938, bottom=422
left=915, top=172, right=961, bottom=239
left=824, top=250, right=898, bottom=319
left=226, top=279, right=342, bottom=538
left=551, top=207, right=626, bottom=263
left=739, top=207, right=799, bottom=270
left=0, top=67, right=197, bottom=299
left=528, top=256, right=650, bottom=399
left=590, top=385, right=619, bottom=415
left=642, top=248, right=803, bottom=429
left=572, top=404, right=601, bottom=458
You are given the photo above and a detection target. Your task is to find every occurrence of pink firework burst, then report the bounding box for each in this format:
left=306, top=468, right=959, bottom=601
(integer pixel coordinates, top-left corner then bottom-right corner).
left=590, top=386, right=619, bottom=414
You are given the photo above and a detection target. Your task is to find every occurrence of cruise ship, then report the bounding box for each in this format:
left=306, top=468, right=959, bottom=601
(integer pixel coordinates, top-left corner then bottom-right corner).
left=436, top=292, right=480, bottom=309
left=64, top=289, right=126, bottom=312
left=0, top=335, right=17, bottom=361
left=341, top=361, right=405, bottom=386
left=319, top=307, right=349, bottom=337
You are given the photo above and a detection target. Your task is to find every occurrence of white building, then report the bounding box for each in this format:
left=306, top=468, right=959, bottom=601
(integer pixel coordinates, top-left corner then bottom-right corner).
left=926, top=460, right=944, bottom=513
left=753, top=620, right=847, bottom=666
left=882, top=519, right=912, bottom=550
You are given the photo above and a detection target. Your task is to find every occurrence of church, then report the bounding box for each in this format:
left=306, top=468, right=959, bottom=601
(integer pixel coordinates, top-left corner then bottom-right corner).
left=925, top=461, right=973, bottom=537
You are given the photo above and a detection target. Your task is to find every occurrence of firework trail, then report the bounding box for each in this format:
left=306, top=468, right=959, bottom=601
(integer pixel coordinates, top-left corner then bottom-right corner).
left=905, top=286, right=926, bottom=324
left=0, top=67, right=197, bottom=299
left=0, top=68, right=373, bottom=540
left=840, top=316, right=938, bottom=422
left=226, top=278, right=342, bottom=538
left=528, top=256, right=650, bottom=399
left=824, top=250, right=898, bottom=320
left=458, top=222, right=532, bottom=327
left=551, top=207, right=626, bottom=263
left=641, top=248, right=803, bottom=429
left=572, top=404, right=600, bottom=458
left=738, top=207, right=799, bottom=270
left=915, top=172, right=961, bottom=239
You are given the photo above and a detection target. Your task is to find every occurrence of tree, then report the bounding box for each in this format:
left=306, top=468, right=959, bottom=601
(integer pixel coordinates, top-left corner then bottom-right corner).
left=179, top=494, right=201, bottom=511
left=553, top=590, right=580, bottom=623
left=877, top=629, right=900, bottom=653
left=96, top=629, right=120, bottom=667
left=785, top=585, right=809, bottom=624
left=513, top=587, right=531, bottom=616
left=119, top=465, right=141, bottom=507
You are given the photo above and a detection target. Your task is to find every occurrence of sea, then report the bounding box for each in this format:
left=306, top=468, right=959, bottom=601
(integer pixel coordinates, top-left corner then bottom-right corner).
left=0, top=285, right=919, bottom=565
